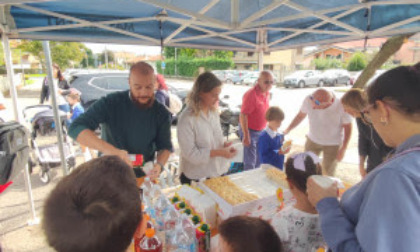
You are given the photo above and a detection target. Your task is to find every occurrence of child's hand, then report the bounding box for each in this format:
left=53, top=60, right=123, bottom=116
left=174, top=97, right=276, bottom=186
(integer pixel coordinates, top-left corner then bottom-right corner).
left=306, top=177, right=338, bottom=207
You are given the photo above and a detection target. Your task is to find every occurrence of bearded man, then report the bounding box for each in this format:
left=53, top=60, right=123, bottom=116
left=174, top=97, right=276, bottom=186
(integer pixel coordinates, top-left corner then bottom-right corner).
left=69, top=62, right=173, bottom=179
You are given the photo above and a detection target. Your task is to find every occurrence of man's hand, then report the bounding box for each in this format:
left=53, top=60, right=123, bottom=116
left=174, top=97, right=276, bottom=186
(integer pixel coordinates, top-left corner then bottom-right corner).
left=103, top=148, right=131, bottom=167
left=336, top=146, right=347, bottom=161
left=242, top=135, right=251, bottom=147
left=150, top=163, right=162, bottom=180
left=307, top=177, right=338, bottom=207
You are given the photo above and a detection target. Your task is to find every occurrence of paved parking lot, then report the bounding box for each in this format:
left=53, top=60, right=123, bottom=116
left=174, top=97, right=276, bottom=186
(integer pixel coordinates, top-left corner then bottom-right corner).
left=0, top=78, right=360, bottom=252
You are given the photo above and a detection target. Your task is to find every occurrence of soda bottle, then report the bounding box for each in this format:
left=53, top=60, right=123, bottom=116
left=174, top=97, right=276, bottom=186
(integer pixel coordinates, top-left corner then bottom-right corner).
left=139, top=228, right=163, bottom=252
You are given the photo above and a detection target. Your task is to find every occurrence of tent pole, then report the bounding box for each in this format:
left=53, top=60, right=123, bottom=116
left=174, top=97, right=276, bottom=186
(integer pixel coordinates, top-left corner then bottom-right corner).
left=2, top=33, right=39, bottom=225
left=2, top=34, right=20, bottom=122
left=42, top=41, right=68, bottom=176
left=258, top=50, right=263, bottom=71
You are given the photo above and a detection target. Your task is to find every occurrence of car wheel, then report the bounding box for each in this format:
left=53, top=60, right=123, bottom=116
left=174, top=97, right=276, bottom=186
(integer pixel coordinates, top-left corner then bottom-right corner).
left=333, top=79, right=338, bottom=86
left=298, top=81, right=305, bottom=88
left=318, top=80, right=324, bottom=87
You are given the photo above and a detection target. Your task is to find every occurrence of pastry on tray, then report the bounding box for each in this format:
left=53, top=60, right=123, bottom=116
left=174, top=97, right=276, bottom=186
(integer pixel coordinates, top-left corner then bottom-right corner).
left=265, top=168, right=289, bottom=189
left=204, top=177, right=259, bottom=205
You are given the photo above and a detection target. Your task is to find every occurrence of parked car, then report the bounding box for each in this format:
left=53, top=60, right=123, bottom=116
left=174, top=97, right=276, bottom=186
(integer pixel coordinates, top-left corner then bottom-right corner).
left=212, top=70, right=234, bottom=83
left=320, top=69, right=351, bottom=86
left=69, top=72, right=186, bottom=123
left=283, top=70, right=322, bottom=88
left=226, top=70, right=251, bottom=84
left=241, top=72, right=260, bottom=85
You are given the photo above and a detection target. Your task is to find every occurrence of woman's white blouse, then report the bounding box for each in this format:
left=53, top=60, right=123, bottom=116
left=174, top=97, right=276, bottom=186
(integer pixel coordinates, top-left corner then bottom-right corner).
left=177, top=106, right=229, bottom=180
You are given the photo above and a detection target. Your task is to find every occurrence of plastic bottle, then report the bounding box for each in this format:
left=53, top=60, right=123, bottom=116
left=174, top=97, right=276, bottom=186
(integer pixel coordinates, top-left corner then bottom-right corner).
left=162, top=206, right=179, bottom=244
left=141, top=177, right=155, bottom=218
left=180, top=214, right=197, bottom=252
left=141, top=177, right=153, bottom=206
left=153, top=194, right=171, bottom=231
left=139, top=228, right=162, bottom=252
left=167, top=224, right=192, bottom=252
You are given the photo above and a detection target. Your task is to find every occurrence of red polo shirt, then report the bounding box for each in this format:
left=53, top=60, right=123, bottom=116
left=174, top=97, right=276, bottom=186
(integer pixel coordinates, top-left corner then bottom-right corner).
left=241, top=85, right=270, bottom=131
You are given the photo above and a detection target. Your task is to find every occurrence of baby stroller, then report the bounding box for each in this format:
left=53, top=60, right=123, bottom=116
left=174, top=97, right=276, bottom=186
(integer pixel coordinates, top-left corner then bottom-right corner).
left=23, top=105, right=76, bottom=184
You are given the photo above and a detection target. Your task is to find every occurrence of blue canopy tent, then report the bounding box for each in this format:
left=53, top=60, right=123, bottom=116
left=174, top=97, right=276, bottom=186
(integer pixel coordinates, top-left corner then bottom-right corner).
left=1, top=0, right=420, bottom=224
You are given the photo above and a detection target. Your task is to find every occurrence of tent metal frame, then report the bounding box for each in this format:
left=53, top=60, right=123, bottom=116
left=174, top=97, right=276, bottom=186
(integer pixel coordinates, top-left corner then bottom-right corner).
left=4, top=0, right=420, bottom=52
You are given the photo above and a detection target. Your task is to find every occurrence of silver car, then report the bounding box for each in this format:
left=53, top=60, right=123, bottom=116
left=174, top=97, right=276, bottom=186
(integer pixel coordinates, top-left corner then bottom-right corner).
left=283, top=70, right=322, bottom=88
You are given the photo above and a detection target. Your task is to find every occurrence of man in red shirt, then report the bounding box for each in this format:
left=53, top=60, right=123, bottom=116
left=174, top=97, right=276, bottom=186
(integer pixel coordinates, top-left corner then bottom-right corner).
left=239, top=71, right=273, bottom=170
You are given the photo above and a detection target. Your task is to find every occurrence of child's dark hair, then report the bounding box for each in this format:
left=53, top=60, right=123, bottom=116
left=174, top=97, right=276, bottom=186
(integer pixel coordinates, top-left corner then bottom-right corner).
left=266, top=106, right=285, bottom=121
left=219, top=216, right=283, bottom=252
left=285, top=152, right=322, bottom=192
left=43, top=156, right=142, bottom=252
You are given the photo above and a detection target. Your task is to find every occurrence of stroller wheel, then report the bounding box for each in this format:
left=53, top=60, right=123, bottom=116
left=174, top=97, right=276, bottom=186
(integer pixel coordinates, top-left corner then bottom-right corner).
left=40, top=171, right=50, bottom=184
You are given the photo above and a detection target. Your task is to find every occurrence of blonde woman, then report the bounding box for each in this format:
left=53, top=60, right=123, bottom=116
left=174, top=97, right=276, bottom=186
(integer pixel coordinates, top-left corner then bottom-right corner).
left=341, top=89, right=392, bottom=177
left=177, top=72, right=237, bottom=184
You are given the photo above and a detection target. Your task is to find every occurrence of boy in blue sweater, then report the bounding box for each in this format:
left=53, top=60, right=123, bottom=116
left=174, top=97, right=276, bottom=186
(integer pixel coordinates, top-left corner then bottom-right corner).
left=66, top=92, right=91, bottom=161
left=257, top=106, right=290, bottom=170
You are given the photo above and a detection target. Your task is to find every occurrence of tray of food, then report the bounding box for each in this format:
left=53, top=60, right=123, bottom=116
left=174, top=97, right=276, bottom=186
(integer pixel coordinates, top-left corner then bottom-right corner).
left=198, top=167, right=294, bottom=221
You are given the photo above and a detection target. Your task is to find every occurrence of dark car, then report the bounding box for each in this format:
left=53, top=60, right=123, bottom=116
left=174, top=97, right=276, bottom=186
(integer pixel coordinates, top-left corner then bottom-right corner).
left=319, top=69, right=351, bottom=86
left=69, top=72, right=186, bottom=123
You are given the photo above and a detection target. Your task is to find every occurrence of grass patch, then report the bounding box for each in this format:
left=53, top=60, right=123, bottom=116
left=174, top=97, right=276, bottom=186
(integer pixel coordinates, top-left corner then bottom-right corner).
left=26, top=74, right=46, bottom=78
left=335, top=89, right=348, bottom=93
left=24, top=79, right=35, bottom=86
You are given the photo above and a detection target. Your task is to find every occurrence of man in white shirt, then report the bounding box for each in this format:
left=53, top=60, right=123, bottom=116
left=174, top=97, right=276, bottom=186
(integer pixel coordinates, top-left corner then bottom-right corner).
left=284, top=89, right=352, bottom=175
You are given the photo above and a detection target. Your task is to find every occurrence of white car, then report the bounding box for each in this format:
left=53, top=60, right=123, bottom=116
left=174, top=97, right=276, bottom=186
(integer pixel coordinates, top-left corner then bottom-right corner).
left=283, top=70, right=322, bottom=88
left=241, top=72, right=260, bottom=85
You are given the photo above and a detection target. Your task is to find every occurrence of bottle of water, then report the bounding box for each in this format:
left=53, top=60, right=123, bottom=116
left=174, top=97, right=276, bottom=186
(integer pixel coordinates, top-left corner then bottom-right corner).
left=167, top=224, right=191, bottom=252
left=141, top=177, right=154, bottom=217
left=163, top=206, right=179, bottom=245
left=179, top=214, right=197, bottom=252
left=154, top=194, right=171, bottom=231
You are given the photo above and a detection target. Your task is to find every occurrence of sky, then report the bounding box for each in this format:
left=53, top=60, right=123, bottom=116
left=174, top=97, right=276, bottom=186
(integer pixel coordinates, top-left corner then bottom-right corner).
left=84, top=43, right=161, bottom=55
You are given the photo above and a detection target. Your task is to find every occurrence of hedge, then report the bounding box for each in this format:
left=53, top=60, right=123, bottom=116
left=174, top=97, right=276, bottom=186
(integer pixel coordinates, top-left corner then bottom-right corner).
left=156, top=57, right=234, bottom=77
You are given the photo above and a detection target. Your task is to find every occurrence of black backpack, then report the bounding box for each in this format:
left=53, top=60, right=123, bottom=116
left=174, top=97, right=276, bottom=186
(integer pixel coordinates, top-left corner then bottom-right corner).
left=0, top=121, right=30, bottom=185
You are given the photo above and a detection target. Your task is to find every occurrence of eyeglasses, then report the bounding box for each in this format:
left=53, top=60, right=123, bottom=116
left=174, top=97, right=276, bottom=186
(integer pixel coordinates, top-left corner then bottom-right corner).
left=310, top=96, right=333, bottom=108
left=310, top=96, right=321, bottom=105
left=360, top=104, right=375, bottom=124
left=264, top=80, right=274, bottom=85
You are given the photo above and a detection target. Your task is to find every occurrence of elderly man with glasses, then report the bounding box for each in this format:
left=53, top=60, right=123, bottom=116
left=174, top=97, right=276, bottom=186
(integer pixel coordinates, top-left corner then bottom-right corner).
left=284, top=88, right=352, bottom=176
left=239, top=71, right=274, bottom=171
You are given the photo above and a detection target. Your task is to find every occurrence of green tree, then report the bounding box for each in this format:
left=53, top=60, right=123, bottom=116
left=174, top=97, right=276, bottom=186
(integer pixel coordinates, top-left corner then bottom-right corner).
left=80, top=48, right=95, bottom=68
left=99, top=49, right=115, bottom=66
left=213, top=50, right=233, bottom=58
left=50, top=41, right=85, bottom=69
left=18, top=40, right=87, bottom=69
left=347, top=52, right=367, bottom=71
left=18, top=40, right=45, bottom=70
left=313, top=58, right=342, bottom=70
